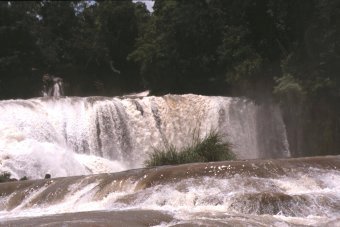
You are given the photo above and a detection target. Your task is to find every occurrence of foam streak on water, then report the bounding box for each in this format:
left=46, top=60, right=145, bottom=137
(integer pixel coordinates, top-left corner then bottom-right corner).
left=0, top=94, right=289, bottom=179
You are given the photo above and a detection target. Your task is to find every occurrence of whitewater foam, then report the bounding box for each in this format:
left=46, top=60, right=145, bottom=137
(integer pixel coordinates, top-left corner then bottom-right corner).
left=0, top=156, right=339, bottom=226
left=0, top=94, right=289, bottom=179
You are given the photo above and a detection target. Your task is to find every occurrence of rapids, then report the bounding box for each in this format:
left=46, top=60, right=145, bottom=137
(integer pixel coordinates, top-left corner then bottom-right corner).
left=0, top=156, right=339, bottom=226
left=0, top=94, right=289, bottom=179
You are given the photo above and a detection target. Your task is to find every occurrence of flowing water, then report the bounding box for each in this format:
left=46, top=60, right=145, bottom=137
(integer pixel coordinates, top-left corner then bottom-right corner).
left=0, top=94, right=338, bottom=226
left=0, top=94, right=289, bottom=179
left=0, top=156, right=339, bottom=226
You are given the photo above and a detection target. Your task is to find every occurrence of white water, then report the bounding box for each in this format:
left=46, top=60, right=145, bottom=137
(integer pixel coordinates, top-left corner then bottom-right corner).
left=0, top=94, right=289, bottom=179
left=1, top=94, right=339, bottom=226
left=0, top=160, right=339, bottom=226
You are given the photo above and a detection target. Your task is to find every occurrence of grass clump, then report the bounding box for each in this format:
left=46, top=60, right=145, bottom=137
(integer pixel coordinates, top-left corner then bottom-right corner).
left=0, top=172, right=11, bottom=183
left=145, top=131, right=235, bottom=167
left=0, top=172, right=28, bottom=183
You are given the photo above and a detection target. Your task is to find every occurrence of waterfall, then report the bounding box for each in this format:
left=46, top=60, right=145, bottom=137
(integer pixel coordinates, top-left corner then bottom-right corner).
left=0, top=94, right=289, bottom=179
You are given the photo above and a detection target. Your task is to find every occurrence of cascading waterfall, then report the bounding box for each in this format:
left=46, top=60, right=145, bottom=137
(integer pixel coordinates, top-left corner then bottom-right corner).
left=0, top=94, right=289, bottom=179
left=0, top=94, right=339, bottom=226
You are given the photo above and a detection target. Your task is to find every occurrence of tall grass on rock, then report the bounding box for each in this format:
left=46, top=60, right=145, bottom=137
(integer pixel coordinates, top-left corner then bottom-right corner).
left=0, top=172, right=11, bottom=183
left=145, top=131, right=235, bottom=167
left=0, top=172, right=28, bottom=183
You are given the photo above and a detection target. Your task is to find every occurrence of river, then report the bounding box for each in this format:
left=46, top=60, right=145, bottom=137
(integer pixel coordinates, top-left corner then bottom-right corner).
left=0, top=94, right=338, bottom=226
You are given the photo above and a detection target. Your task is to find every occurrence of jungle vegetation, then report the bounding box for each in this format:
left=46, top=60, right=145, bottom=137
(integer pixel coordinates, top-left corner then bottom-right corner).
left=0, top=0, right=339, bottom=156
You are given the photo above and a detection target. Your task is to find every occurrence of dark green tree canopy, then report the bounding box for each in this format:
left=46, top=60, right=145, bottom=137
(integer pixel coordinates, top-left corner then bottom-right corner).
left=1, top=0, right=338, bottom=98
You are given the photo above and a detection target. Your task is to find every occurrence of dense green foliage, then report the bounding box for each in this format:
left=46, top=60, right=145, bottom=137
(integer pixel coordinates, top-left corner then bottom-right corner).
left=0, top=0, right=339, bottom=156
left=0, top=1, right=149, bottom=97
left=144, top=132, right=235, bottom=167
left=0, top=0, right=338, bottom=98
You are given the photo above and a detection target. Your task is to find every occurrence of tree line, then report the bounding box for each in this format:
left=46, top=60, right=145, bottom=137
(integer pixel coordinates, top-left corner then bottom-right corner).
left=0, top=0, right=339, bottom=156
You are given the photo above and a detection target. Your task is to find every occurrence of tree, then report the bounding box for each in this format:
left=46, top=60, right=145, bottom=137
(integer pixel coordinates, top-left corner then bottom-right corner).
left=37, top=1, right=79, bottom=69
left=0, top=1, right=42, bottom=98
left=130, top=0, right=229, bottom=94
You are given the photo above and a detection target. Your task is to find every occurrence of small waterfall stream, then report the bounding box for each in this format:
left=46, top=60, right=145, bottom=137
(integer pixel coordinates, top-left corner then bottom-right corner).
left=41, top=74, right=64, bottom=97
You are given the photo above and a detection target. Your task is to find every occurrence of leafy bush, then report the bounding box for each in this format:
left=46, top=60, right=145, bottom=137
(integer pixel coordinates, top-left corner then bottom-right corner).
left=145, top=131, right=235, bottom=167
left=274, top=74, right=305, bottom=100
